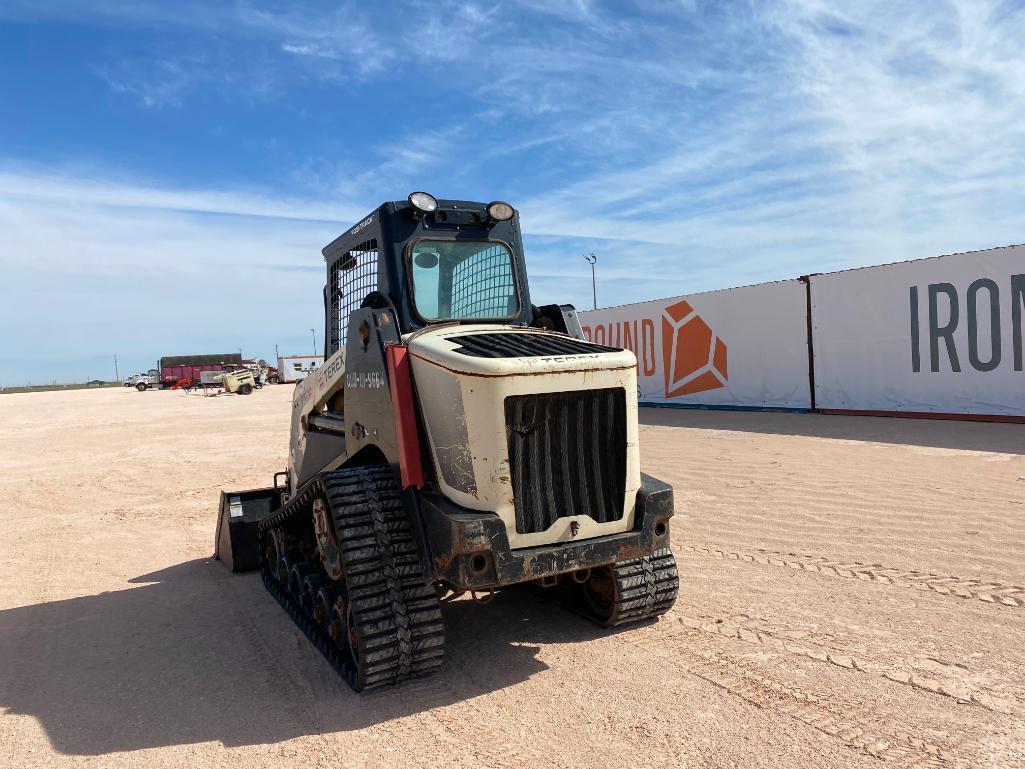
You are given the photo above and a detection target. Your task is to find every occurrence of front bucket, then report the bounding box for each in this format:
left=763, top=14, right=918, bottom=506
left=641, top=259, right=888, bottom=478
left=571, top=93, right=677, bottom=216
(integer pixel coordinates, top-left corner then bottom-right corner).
left=214, top=487, right=280, bottom=572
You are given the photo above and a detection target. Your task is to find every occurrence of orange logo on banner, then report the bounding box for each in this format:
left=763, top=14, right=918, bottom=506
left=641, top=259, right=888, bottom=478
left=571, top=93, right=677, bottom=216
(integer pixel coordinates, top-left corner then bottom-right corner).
left=661, top=299, right=728, bottom=397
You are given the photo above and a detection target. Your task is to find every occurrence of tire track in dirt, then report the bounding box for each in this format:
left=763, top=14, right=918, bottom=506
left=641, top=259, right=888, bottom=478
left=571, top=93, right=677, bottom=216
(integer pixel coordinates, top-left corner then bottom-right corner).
left=672, top=610, right=1020, bottom=716
left=183, top=465, right=492, bottom=762
left=685, top=507, right=1022, bottom=550
left=683, top=545, right=1025, bottom=607
left=204, top=559, right=342, bottom=751
left=183, top=524, right=521, bottom=764
left=626, top=620, right=958, bottom=768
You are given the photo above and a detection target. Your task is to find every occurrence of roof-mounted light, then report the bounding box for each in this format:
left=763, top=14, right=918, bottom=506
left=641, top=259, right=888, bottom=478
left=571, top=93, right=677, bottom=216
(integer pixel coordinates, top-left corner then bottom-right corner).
left=408, top=191, right=439, bottom=214
left=486, top=200, right=515, bottom=222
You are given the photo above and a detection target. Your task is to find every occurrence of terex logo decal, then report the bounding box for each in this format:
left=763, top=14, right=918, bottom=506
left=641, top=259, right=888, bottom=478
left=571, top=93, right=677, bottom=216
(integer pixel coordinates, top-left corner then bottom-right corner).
left=661, top=299, right=728, bottom=397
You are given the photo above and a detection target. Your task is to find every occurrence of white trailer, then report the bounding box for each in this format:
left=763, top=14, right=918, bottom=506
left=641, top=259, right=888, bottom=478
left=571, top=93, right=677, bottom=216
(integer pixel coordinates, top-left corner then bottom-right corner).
left=276, top=355, right=323, bottom=384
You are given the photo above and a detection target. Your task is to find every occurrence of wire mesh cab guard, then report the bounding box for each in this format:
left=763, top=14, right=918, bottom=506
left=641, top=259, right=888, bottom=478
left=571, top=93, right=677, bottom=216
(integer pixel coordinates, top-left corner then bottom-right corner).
left=327, top=239, right=379, bottom=353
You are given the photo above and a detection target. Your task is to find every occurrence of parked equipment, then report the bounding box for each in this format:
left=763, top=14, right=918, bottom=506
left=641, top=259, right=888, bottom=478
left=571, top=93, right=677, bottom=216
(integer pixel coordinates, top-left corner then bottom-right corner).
left=241, top=359, right=271, bottom=387
left=205, top=366, right=257, bottom=395
left=126, top=369, right=159, bottom=390
left=124, top=371, right=149, bottom=387
left=215, top=194, right=678, bottom=691
left=157, top=354, right=243, bottom=389
left=130, top=356, right=246, bottom=391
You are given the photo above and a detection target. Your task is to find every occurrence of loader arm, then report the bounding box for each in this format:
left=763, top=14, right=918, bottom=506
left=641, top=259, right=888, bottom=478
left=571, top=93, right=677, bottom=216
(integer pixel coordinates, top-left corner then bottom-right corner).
left=287, top=347, right=348, bottom=492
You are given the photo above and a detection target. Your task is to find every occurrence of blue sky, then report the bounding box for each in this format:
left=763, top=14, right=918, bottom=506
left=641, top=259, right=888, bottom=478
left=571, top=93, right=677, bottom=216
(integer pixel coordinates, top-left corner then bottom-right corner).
left=1, top=0, right=1023, bottom=385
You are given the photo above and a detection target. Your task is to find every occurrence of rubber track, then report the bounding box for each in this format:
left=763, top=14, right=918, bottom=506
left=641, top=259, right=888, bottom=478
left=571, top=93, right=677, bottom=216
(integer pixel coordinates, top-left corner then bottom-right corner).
left=259, top=466, right=444, bottom=691
left=604, top=546, right=680, bottom=626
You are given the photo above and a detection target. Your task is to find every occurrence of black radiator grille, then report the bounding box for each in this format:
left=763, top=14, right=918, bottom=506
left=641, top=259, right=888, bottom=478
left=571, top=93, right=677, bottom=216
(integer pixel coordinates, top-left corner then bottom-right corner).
left=505, top=388, right=627, bottom=536
left=452, top=332, right=620, bottom=359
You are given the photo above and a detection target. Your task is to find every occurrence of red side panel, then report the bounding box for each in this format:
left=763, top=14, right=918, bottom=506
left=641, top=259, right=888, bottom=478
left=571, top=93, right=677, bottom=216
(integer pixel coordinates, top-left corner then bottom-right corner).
left=386, top=344, right=425, bottom=489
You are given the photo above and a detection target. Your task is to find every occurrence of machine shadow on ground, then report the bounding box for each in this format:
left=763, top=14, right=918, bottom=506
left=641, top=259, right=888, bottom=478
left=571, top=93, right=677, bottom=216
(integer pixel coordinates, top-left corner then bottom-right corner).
left=638, top=407, right=1025, bottom=454
left=0, top=557, right=614, bottom=755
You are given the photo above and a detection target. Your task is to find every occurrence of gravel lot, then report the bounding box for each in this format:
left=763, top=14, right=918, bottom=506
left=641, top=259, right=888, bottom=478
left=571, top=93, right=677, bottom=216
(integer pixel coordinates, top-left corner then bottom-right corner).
left=1, top=386, right=1023, bottom=768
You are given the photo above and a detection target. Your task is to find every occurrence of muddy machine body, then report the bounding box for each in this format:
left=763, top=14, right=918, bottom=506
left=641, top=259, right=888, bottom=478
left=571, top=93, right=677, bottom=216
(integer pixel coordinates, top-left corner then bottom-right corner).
left=216, top=194, right=678, bottom=690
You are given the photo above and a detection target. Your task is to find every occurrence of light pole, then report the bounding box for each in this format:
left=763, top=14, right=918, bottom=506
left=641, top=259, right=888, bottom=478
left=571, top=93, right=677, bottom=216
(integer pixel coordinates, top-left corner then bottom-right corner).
left=583, top=252, right=597, bottom=310
left=310, top=328, right=317, bottom=356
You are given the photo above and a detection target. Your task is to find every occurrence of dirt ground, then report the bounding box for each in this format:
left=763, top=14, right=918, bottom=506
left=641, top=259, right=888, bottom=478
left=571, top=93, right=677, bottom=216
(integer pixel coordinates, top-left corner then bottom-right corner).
left=1, top=386, right=1023, bottom=769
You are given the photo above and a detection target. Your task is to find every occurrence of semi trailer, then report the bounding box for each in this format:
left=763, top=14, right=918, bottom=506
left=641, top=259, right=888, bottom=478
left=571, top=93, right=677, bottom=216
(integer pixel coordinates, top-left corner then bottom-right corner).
left=132, top=355, right=244, bottom=391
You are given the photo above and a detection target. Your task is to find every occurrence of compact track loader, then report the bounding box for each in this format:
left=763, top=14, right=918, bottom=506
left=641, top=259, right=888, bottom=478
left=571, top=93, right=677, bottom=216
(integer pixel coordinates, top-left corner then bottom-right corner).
left=215, top=193, right=679, bottom=691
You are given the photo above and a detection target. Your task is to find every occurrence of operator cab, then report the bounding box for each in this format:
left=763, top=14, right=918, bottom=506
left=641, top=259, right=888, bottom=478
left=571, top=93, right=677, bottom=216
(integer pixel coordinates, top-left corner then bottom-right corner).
left=321, top=193, right=580, bottom=356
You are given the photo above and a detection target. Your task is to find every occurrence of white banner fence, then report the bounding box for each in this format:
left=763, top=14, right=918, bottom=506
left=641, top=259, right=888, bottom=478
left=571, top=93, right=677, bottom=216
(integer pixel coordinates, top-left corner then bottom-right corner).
left=809, top=245, right=1024, bottom=418
left=578, top=244, right=1024, bottom=421
left=579, top=280, right=812, bottom=412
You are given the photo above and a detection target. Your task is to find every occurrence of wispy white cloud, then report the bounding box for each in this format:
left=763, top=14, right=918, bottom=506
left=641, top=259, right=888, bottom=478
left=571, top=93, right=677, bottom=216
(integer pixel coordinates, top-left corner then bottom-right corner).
left=514, top=0, right=1025, bottom=303
left=96, top=56, right=210, bottom=109
left=243, top=2, right=396, bottom=77
left=0, top=0, right=228, bottom=29
left=4, top=0, right=1024, bottom=381
left=402, top=2, right=503, bottom=62
left=0, top=171, right=347, bottom=384
left=0, top=167, right=365, bottom=224
left=767, top=0, right=1025, bottom=177
left=2, top=1, right=402, bottom=105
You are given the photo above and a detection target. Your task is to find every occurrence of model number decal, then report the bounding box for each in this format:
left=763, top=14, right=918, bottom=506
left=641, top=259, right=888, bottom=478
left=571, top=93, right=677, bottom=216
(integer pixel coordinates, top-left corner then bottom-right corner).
left=349, top=214, right=374, bottom=237
left=346, top=371, right=386, bottom=389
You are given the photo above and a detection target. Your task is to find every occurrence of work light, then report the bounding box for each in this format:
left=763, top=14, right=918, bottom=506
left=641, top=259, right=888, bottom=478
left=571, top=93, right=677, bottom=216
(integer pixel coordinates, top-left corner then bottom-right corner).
left=408, top=191, right=439, bottom=213
left=486, top=201, right=515, bottom=222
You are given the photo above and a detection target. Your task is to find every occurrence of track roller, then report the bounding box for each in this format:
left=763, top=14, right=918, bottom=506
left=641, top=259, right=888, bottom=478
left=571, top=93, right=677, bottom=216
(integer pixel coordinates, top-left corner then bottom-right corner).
left=299, top=574, right=327, bottom=617
left=288, top=562, right=314, bottom=598
left=313, top=584, right=338, bottom=628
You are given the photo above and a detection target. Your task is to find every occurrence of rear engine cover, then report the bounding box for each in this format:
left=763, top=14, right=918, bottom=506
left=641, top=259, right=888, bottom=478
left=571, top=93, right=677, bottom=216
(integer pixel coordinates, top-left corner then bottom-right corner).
left=407, top=326, right=641, bottom=549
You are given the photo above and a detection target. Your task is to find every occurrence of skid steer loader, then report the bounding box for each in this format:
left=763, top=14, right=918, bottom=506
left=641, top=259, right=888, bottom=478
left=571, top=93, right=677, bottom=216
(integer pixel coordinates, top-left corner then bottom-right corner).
left=215, top=193, right=679, bottom=691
